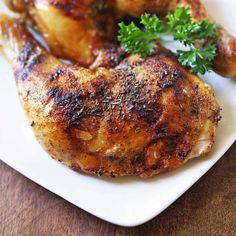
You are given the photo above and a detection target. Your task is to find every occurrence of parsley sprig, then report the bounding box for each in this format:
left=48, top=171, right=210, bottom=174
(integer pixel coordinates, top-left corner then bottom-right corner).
left=118, top=7, right=217, bottom=75
left=118, top=14, right=165, bottom=57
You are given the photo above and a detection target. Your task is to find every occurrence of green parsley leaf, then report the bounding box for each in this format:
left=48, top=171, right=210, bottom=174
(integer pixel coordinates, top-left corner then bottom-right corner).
left=177, top=43, right=217, bottom=74
left=172, top=19, right=217, bottom=46
left=118, top=22, right=155, bottom=57
left=118, top=14, right=165, bottom=57
left=168, top=8, right=217, bottom=46
left=191, top=19, right=217, bottom=39
left=166, top=7, right=191, bottom=30
left=140, top=13, right=165, bottom=34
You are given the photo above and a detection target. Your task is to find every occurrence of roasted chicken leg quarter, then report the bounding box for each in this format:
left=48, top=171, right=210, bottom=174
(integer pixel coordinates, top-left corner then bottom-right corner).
left=0, top=15, right=220, bottom=177
left=5, top=0, right=236, bottom=78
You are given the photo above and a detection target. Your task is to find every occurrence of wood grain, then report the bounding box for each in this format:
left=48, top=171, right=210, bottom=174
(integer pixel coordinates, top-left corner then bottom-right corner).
left=0, top=142, right=235, bottom=236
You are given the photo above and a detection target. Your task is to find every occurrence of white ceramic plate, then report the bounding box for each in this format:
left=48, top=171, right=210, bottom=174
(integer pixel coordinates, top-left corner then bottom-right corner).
left=0, top=0, right=236, bottom=227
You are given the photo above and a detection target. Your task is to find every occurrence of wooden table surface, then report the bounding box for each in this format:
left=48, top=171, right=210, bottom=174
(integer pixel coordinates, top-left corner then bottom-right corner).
left=1, top=142, right=235, bottom=236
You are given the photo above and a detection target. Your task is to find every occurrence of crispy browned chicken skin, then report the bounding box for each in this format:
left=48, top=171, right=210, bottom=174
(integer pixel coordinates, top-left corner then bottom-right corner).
left=5, top=0, right=236, bottom=78
left=0, top=15, right=220, bottom=177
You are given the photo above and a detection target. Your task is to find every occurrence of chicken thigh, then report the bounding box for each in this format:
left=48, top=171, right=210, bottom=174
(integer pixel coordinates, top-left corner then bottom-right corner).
left=0, top=15, right=220, bottom=177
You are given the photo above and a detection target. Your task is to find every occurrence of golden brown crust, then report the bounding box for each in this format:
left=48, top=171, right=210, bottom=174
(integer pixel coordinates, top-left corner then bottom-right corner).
left=0, top=16, right=220, bottom=177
